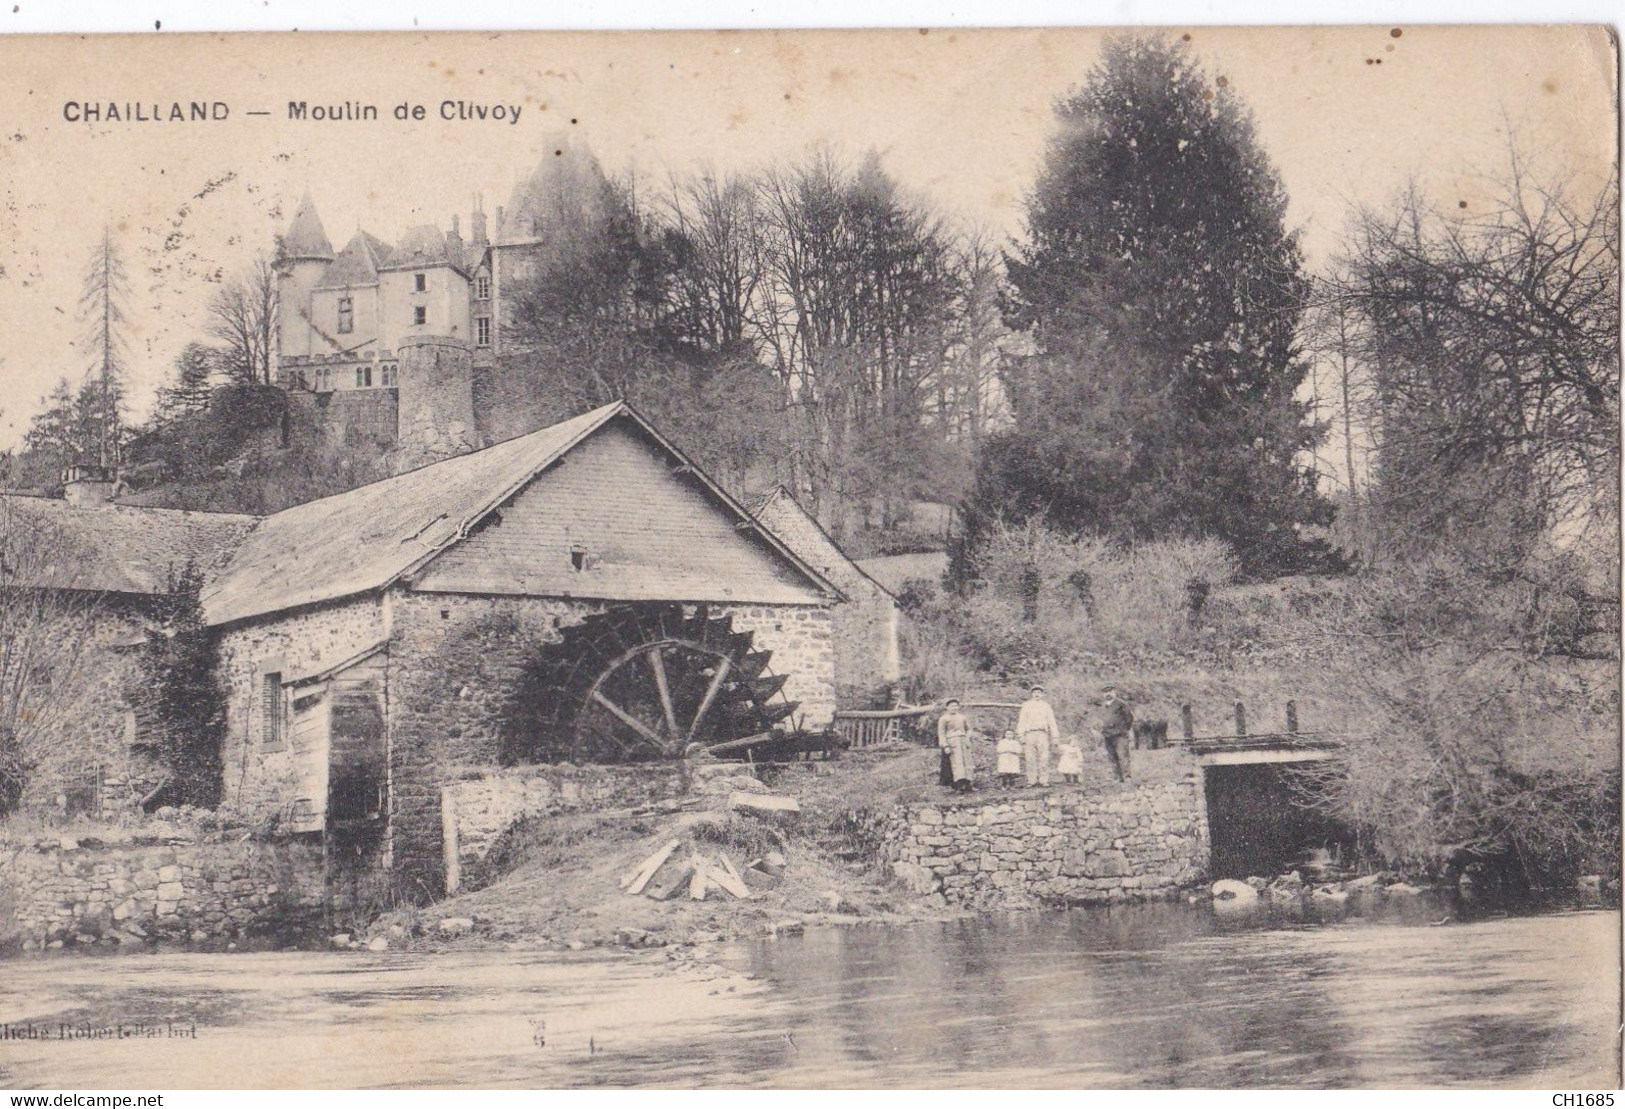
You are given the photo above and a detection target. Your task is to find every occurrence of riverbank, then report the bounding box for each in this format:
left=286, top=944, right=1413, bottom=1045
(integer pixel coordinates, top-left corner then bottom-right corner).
left=2, top=900, right=1617, bottom=1088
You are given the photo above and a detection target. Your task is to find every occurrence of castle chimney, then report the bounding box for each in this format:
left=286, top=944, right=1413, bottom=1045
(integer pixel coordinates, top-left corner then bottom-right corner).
left=445, top=215, right=465, bottom=266
left=394, top=335, right=477, bottom=472
left=495, top=205, right=505, bottom=238
left=62, top=464, right=116, bottom=506
left=470, top=197, right=489, bottom=248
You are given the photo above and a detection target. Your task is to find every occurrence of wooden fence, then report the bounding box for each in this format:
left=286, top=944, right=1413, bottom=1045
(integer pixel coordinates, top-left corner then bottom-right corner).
left=833, top=699, right=1326, bottom=752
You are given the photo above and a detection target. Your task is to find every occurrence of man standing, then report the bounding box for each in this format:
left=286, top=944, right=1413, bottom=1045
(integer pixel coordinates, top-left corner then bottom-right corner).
left=937, top=697, right=974, bottom=792
left=1101, top=685, right=1135, bottom=781
left=1016, top=684, right=1059, bottom=787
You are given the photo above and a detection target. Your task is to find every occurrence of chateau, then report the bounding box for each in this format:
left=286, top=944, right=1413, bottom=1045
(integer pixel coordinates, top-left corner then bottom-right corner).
left=269, top=140, right=650, bottom=468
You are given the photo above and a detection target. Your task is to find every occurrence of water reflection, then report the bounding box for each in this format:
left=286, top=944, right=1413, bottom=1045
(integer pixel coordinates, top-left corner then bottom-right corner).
left=0, top=900, right=1616, bottom=1089
left=736, top=901, right=1620, bottom=1088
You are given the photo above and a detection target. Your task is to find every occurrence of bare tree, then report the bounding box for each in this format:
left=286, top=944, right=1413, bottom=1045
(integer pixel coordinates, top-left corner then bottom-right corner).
left=939, top=227, right=1014, bottom=451
left=207, top=254, right=279, bottom=385
left=1324, top=156, right=1620, bottom=567
left=0, top=494, right=103, bottom=815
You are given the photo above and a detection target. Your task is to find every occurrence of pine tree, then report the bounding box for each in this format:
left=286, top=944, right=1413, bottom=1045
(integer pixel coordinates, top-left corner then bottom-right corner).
left=155, top=343, right=222, bottom=424
left=987, top=34, right=1331, bottom=574
left=77, top=227, right=131, bottom=470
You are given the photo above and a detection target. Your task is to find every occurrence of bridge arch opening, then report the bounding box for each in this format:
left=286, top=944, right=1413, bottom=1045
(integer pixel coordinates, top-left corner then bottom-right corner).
left=1203, top=760, right=1354, bottom=879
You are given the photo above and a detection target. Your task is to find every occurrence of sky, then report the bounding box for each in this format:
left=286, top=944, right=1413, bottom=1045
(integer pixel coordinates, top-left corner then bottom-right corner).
left=0, top=24, right=1614, bottom=450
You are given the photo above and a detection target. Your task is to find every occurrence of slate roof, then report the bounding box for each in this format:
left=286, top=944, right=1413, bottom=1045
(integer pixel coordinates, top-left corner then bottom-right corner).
left=384, top=225, right=458, bottom=271
left=0, top=496, right=258, bottom=597
left=854, top=551, right=949, bottom=595
left=201, top=402, right=838, bottom=628
left=747, top=486, right=895, bottom=600
left=316, top=230, right=392, bottom=289
left=282, top=191, right=334, bottom=262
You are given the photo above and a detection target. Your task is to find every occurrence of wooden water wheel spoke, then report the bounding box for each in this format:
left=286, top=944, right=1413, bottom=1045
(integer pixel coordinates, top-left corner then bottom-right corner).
left=590, top=689, right=667, bottom=751
left=686, top=656, right=732, bottom=743
left=646, top=646, right=681, bottom=741
left=519, top=603, right=798, bottom=764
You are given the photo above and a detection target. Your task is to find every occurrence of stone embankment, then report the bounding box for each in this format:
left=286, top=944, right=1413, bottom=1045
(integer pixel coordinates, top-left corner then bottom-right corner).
left=1, top=835, right=327, bottom=950
left=881, top=750, right=1210, bottom=909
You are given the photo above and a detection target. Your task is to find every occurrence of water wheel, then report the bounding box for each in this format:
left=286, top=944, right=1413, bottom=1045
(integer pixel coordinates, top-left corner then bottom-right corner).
left=515, top=603, right=800, bottom=763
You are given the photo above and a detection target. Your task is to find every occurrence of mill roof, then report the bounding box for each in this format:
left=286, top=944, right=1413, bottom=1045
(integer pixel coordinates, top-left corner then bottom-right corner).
left=0, top=496, right=258, bottom=597
left=282, top=191, right=334, bottom=262
left=747, top=485, right=895, bottom=601
left=201, top=402, right=838, bottom=627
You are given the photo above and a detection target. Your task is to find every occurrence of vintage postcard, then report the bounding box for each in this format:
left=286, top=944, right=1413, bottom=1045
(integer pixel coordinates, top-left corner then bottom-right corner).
left=0, top=25, right=1617, bottom=1091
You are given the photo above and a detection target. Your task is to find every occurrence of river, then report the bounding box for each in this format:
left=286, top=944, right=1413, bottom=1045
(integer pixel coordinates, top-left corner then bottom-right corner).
left=0, top=898, right=1617, bottom=1089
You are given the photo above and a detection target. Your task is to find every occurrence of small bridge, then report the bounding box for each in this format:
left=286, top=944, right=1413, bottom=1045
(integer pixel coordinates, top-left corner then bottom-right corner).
left=1172, top=701, right=1338, bottom=766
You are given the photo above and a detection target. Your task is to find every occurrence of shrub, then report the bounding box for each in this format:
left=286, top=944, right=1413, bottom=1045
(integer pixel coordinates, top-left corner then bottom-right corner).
left=939, top=519, right=1239, bottom=671
left=1290, top=556, right=1621, bottom=883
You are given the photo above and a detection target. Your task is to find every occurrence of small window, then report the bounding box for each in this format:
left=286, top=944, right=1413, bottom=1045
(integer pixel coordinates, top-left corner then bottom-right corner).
left=475, top=273, right=491, bottom=299
left=414, top=305, right=427, bottom=326
left=476, top=316, right=491, bottom=348
left=413, top=273, right=427, bottom=293
left=337, top=296, right=354, bottom=334
left=380, top=364, right=395, bottom=387
left=261, top=672, right=284, bottom=749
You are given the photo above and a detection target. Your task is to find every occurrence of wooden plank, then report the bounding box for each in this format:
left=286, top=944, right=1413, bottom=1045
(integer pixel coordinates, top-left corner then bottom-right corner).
left=621, top=838, right=681, bottom=894
left=729, top=791, right=801, bottom=814
left=688, top=860, right=711, bottom=901
left=717, top=852, right=744, bottom=884
left=708, top=857, right=751, bottom=899
left=647, top=860, right=694, bottom=901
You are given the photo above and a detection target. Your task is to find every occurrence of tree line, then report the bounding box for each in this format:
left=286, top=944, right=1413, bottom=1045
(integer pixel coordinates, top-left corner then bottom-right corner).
left=10, top=32, right=1618, bottom=586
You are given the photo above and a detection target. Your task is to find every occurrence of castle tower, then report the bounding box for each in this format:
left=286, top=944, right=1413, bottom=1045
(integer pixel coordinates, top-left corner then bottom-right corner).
left=275, top=191, right=335, bottom=379
left=395, top=334, right=477, bottom=472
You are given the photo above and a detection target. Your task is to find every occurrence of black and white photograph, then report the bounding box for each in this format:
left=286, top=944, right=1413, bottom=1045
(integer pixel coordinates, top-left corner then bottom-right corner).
left=0, top=21, right=1617, bottom=1091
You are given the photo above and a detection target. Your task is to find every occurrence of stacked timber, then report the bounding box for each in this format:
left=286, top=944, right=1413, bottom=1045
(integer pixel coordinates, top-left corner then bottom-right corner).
left=619, top=839, right=786, bottom=902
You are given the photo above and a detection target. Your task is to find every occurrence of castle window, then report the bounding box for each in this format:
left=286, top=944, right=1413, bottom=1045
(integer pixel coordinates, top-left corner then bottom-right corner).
left=337, top=296, right=354, bottom=334
left=380, top=364, right=395, bottom=387
left=413, top=272, right=427, bottom=293
left=261, top=672, right=285, bottom=749
left=475, top=273, right=491, bottom=299
left=476, top=316, right=491, bottom=348
left=354, top=364, right=373, bottom=388
left=414, top=306, right=427, bottom=326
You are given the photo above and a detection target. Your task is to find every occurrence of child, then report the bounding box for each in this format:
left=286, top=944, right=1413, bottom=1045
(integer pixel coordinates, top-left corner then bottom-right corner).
left=995, top=728, right=1023, bottom=788
left=1055, top=735, right=1084, bottom=784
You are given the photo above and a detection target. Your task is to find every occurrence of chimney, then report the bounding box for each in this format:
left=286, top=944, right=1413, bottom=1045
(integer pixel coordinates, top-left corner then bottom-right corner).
left=445, top=215, right=465, bottom=265
left=495, top=205, right=505, bottom=239
left=470, top=196, right=489, bottom=248
left=62, top=464, right=116, bottom=506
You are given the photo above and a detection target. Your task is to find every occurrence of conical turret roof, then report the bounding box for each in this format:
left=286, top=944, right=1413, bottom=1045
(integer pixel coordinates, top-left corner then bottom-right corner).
left=283, top=190, right=334, bottom=261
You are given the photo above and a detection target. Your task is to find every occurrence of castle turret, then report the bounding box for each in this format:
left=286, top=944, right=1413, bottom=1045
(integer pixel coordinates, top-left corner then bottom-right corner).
left=275, top=191, right=335, bottom=378
left=395, top=335, right=477, bottom=472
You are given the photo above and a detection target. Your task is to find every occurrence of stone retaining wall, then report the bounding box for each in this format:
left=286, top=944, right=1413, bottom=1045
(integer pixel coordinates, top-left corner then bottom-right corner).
left=881, top=750, right=1209, bottom=909
left=0, top=837, right=328, bottom=950
left=441, top=764, right=685, bottom=893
